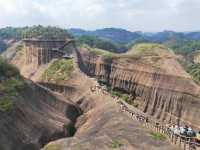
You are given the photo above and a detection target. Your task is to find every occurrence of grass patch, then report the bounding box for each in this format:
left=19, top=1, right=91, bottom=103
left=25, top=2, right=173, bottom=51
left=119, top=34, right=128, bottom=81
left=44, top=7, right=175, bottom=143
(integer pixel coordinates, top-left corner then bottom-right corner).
left=186, top=63, right=200, bottom=84
left=128, top=43, right=172, bottom=58
left=150, top=132, right=166, bottom=141
left=98, top=81, right=142, bottom=108
left=0, top=78, right=25, bottom=112
left=0, top=58, right=20, bottom=78
left=98, top=81, right=144, bottom=109
left=44, top=144, right=61, bottom=150
left=82, top=44, right=115, bottom=58
left=3, top=78, right=26, bottom=92
left=42, top=59, right=74, bottom=83
left=98, top=80, right=135, bottom=105
left=0, top=58, right=26, bottom=112
left=0, top=97, right=15, bottom=112
left=110, top=140, right=123, bottom=148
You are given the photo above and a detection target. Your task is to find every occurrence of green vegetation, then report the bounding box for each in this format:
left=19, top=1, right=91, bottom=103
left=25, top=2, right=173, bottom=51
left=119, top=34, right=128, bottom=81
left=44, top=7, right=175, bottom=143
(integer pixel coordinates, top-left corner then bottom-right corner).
left=129, top=43, right=169, bottom=57
left=82, top=44, right=115, bottom=58
left=0, top=27, right=22, bottom=39
left=0, top=98, right=14, bottom=112
left=44, top=144, right=61, bottom=150
left=0, top=58, right=20, bottom=78
left=78, top=35, right=127, bottom=53
left=134, top=43, right=166, bottom=52
left=110, top=140, right=123, bottom=148
left=98, top=81, right=141, bottom=108
left=0, top=58, right=26, bottom=112
left=77, top=34, right=200, bottom=56
left=150, top=132, right=166, bottom=141
left=186, top=63, right=200, bottom=83
left=98, top=81, right=133, bottom=104
left=110, top=90, right=129, bottom=102
left=165, top=39, right=200, bottom=55
left=21, top=25, right=72, bottom=39
left=1, top=78, right=26, bottom=96
left=127, top=38, right=151, bottom=49
left=0, top=25, right=72, bottom=40
left=42, top=59, right=74, bottom=82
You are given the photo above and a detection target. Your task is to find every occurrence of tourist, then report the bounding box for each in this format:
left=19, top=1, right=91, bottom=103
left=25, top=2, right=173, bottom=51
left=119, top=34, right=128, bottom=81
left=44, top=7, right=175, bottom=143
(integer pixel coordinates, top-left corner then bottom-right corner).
left=187, top=127, right=196, bottom=137
left=184, top=125, right=189, bottom=134
left=169, top=125, right=175, bottom=133
left=180, top=126, right=186, bottom=136
left=173, top=125, right=180, bottom=135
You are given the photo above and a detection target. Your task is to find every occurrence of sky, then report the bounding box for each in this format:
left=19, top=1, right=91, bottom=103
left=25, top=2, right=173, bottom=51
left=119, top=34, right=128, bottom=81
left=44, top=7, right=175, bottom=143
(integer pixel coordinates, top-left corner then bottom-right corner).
left=0, top=0, right=200, bottom=32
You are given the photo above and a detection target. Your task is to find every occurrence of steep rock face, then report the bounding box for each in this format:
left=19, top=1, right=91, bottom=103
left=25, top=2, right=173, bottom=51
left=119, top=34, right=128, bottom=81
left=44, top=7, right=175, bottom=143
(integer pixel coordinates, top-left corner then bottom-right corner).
left=42, top=70, right=179, bottom=150
left=0, top=82, right=81, bottom=150
left=77, top=47, right=200, bottom=129
left=1, top=40, right=76, bottom=82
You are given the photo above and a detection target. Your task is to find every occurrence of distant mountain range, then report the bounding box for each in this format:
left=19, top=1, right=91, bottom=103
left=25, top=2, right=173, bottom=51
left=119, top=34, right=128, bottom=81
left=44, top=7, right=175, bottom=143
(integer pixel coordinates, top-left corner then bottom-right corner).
left=1, top=26, right=200, bottom=55
left=68, top=28, right=200, bottom=44
left=68, top=28, right=141, bottom=44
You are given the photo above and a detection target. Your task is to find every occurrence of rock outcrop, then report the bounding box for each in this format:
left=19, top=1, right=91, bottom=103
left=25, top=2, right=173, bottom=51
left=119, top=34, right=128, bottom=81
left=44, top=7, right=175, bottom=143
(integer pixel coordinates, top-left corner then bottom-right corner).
left=23, top=39, right=75, bottom=67
left=0, top=42, right=184, bottom=149
left=76, top=45, right=200, bottom=129
left=42, top=65, right=179, bottom=150
left=0, top=81, right=81, bottom=150
left=1, top=39, right=76, bottom=82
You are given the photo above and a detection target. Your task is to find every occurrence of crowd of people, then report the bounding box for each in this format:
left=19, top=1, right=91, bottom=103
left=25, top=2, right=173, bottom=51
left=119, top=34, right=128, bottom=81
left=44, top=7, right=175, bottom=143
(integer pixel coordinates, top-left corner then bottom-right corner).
left=168, top=124, right=200, bottom=143
left=90, top=84, right=200, bottom=147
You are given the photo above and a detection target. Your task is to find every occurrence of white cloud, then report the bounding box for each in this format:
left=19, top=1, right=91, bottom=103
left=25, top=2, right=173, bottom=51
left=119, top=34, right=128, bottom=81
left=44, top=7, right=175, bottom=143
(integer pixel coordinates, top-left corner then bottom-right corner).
left=0, top=0, right=199, bottom=31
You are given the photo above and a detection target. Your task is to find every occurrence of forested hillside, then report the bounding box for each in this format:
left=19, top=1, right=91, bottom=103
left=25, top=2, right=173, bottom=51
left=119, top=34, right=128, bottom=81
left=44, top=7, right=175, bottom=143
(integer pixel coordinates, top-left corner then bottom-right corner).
left=165, top=39, right=200, bottom=55
left=69, top=28, right=141, bottom=44
left=77, top=35, right=127, bottom=52
left=0, top=26, right=71, bottom=39
left=0, top=58, right=26, bottom=112
left=69, top=28, right=200, bottom=55
left=1, top=26, right=200, bottom=55
left=0, top=26, right=72, bottom=53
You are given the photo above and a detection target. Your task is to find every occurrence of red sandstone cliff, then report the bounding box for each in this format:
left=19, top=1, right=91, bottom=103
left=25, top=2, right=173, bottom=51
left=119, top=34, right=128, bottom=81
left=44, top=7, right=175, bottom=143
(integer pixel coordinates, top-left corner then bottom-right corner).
left=0, top=81, right=81, bottom=150
left=77, top=45, right=200, bottom=129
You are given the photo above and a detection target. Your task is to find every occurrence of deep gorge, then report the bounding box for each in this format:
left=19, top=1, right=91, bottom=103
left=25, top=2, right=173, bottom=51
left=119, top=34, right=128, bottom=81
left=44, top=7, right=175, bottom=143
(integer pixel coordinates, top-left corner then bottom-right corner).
left=0, top=81, right=83, bottom=150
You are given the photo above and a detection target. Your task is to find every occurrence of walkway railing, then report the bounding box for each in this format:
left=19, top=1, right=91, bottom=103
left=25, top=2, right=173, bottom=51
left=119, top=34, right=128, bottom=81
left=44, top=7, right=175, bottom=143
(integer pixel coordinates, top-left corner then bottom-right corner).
left=118, top=99, right=200, bottom=150
left=39, top=81, right=200, bottom=150
left=90, top=85, right=200, bottom=150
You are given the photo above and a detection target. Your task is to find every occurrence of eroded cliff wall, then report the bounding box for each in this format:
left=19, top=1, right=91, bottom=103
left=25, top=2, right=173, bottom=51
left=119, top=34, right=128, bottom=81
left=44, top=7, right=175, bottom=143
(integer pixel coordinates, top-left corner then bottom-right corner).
left=77, top=48, right=200, bottom=129
left=0, top=81, right=81, bottom=150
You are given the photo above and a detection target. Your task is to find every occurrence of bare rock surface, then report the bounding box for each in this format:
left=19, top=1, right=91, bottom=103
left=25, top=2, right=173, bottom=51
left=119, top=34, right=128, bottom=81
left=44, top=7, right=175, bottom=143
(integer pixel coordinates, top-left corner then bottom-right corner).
left=1, top=43, right=184, bottom=150
left=0, top=81, right=81, bottom=150
left=77, top=46, right=200, bottom=129
left=42, top=69, right=179, bottom=150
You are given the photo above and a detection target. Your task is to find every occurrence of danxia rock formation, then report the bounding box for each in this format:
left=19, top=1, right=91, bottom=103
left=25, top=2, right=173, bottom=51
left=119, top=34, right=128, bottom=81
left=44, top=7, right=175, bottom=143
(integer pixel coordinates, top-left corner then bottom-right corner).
left=77, top=44, right=200, bottom=130
left=1, top=37, right=200, bottom=150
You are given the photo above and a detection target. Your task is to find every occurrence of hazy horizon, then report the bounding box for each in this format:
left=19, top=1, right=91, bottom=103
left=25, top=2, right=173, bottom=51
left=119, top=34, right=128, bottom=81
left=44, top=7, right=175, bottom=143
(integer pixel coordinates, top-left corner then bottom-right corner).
left=0, top=0, right=200, bottom=32
left=1, top=26, right=199, bottom=33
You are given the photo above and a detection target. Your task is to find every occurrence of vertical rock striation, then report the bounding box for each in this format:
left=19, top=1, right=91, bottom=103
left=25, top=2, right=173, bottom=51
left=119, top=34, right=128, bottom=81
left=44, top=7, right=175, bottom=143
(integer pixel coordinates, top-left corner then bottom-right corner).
left=77, top=48, right=200, bottom=129
left=0, top=82, right=81, bottom=150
